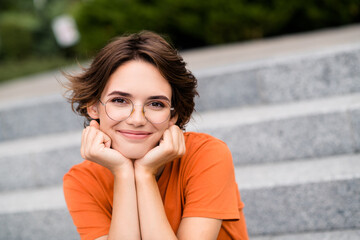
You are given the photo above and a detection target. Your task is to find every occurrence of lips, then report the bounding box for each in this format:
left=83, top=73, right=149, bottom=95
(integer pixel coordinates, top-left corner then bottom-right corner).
left=117, top=130, right=152, bottom=140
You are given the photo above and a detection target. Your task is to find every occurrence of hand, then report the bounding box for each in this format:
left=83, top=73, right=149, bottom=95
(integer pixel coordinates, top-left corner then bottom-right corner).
left=134, top=125, right=186, bottom=176
left=81, top=120, right=133, bottom=175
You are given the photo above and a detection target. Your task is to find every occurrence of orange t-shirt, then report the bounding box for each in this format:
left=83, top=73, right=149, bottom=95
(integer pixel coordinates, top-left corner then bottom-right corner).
left=63, top=132, right=249, bottom=240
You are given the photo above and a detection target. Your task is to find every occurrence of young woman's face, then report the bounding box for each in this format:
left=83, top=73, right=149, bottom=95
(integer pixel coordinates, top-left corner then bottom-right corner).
left=88, top=60, right=177, bottom=160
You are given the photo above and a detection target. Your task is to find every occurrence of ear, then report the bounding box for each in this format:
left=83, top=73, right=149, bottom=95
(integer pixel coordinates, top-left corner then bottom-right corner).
left=87, top=103, right=100, bottom=120
left=169, top=113, right=178, bottom=126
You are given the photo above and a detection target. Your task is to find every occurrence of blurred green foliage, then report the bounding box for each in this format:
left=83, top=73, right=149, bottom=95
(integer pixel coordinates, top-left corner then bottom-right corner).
left=72, top=0, right=360, bottom=57
left=0, top=0, right=78, bottom=82
left=0, top=0, right=75, bottom=60
left=0, top=12, right=39, bottom=59
left=0, top=0, right=359, bottom=82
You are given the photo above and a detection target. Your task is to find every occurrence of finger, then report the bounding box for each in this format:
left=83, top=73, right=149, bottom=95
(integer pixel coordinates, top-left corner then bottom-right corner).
left=80, top=128, right=86, bottom=159
left=178, top=131, right=186, bottom=155
left=90, top=120, right=100, bottom=129
left=175, top=127, right=185, bottom=155
left=170, top=126, right=182, bottom=154
left=163, top=128, right=173, bottom=145
left=103, top=133, right=112, bottom=148
left=92, top=129, right=111, bottom=149
left=93, top=130, right=106, bottom=152
left=82, top=126, right=92, bottom=157
left=85, top=126, right=98, bottom=157
left=169, top=125, right=185, bottom=155
left=160, top=128, right=174, bottom=154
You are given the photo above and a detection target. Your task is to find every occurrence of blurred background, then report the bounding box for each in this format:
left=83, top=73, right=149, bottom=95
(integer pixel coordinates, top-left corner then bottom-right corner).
left=0, top=0, right=359, bottom=83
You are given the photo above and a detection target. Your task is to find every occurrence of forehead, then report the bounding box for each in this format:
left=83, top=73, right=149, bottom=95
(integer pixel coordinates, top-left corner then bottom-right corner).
left=102, top=60, right=172, bottom=99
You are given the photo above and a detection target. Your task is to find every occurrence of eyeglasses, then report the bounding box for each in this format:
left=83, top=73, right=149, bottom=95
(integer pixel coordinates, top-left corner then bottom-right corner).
left=99, top=97, right=174, bottom=124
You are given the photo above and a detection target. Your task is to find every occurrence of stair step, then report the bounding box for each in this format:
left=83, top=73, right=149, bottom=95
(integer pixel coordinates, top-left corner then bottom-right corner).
left=251, top=229, right=360, bottom=240
left=195, top=43, right=360, bottom=111
left=236, top=154, right=360, bottom=190
left=188, top=93, right=360, bottom=164
left=0, top=154, right=358, bottom=238
left=0, top=94, right=83, bottom=142
left=0, top=131, right=82, bottom=191
left=0, top=184, right=77, bottom=239
left=0, top=185, right=78, bottom=240
left=0, top=185, right=65, bottom=214
left=238, top=154, right=360, bottom=236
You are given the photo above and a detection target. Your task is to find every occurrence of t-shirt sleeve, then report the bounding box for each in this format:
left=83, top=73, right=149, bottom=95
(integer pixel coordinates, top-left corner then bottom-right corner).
left=63, top=168, right=111, bottom=240
left=182, top=138, right=241, bottom=220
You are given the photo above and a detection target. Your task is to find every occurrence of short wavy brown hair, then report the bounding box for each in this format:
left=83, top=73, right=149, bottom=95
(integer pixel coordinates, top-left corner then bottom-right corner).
left=64, top=31, right=198, bottom=130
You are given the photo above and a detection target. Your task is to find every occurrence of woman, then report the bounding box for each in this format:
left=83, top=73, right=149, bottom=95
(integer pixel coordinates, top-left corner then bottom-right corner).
left=63, top=31, right=249, bottom=240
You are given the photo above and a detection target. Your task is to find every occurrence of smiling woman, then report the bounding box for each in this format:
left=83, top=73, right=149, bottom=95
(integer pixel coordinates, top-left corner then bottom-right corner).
left=62, top=31, right=249, bottom=240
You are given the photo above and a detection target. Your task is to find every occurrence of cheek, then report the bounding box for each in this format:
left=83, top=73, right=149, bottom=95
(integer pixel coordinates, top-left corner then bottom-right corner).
left=98, top=115, right=117, bottom=135
left=153, top=122, right=170, bottom=134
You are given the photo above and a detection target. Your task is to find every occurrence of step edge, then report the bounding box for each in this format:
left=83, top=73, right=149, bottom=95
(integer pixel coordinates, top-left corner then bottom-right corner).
left=235, top=154, right=360, bottom=190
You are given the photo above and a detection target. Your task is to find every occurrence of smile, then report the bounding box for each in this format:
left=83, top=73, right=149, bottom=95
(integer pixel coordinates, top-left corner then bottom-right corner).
left=117, top=130, right=152, bottom=140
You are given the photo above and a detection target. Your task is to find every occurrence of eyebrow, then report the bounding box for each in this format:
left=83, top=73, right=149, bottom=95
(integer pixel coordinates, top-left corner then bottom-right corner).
left=107, top=91, right=171, bottom=102
left=107, top=91, right=132, bottom=97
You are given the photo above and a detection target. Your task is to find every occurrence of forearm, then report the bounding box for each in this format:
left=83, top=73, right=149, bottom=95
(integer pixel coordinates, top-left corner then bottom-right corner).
left=135, top=167, right=177, bottom=240
left=108, top=166, right=140, bottom=240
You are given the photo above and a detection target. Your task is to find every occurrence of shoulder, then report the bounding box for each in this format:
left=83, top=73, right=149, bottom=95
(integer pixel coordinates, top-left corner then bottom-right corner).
left=184, top=132, right=231, bottom=158
left=64, top=160, right=107, bottom=179
left=63, top=160, right=113, bottom=191
left=181, top=132, right=233, bottom=172
left=184, top=132, right=228, bottom=151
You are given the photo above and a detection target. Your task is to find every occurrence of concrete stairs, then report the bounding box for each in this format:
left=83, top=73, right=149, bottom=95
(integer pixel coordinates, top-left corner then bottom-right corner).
left=0, top=25, right=359, bottom=239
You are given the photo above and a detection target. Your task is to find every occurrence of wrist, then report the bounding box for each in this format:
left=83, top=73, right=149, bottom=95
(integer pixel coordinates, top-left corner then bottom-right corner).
left=134, top=163, right=156, bottom=181
left=111, top=162, right=135, bottom=179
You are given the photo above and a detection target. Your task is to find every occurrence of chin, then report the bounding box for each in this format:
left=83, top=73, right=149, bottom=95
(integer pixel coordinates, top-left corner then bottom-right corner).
left=112, top=142, right=153, bottom=160
left=122, top=150, right=147, bottom=160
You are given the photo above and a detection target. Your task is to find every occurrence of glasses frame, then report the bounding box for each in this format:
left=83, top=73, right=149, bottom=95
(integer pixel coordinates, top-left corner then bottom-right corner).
left=98, top=98, right=175, bottom=124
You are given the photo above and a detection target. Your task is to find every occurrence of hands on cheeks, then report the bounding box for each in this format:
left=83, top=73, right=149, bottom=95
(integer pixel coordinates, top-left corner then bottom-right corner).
left=81, top=120, right=186, bottom=177
left=81, top=120, right=132, bottom=175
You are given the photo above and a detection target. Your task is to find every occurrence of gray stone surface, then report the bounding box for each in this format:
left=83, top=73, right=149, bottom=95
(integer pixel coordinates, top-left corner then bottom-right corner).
left=350, top=108, right=360, bottom=152
left=195, top=68, right=261, bottom=111
left=0, top=145, right=81, bottom=191
left=0, top=209, right=78, bottom=240
left=194, top=44, right=360, bottom=111
left=194, top=106, right=358, bottom=165
left=242, top=179, right=360, bottom=236
left=251, top=229, right=360, bottom=240
left=0, top=131, right=82, bottom=191
left=0, top=95, right=83, bottom=142
left=0, top=186, right=78, bottom=239
left=0, top=185, right=65, bottom=214
left=258, top=46, right=360, bottom=103
left=235, top=154, right=360, bottom=190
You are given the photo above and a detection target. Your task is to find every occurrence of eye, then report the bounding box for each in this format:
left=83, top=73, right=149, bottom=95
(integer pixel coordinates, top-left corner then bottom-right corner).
left=110, top=97, right=131, bottom=105
left=146, top=101, right=166, bottom=110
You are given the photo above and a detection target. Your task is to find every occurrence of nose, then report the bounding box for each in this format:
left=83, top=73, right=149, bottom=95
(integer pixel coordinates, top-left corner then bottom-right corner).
left=125, top=104, right=147, bottom=126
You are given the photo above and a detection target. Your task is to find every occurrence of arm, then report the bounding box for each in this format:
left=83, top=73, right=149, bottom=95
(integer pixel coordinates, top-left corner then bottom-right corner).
left=134, top=126, right=222, bottom=240
left=107, top=165, right=139, bottom=240
left=94, top=168, right=139, bottom=240
left=177, top=217, right=222, bottom=240
left=83, top=120, right=140, bottom=240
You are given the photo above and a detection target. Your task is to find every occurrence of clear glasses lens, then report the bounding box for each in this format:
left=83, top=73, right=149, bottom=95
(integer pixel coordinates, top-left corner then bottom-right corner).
left=104, top=98, right=172, bottom=124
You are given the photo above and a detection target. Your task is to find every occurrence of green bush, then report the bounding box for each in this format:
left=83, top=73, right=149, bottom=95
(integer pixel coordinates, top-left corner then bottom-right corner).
left=0, top=12, right=40, bottom=59
left=72, top=0, right=360, bottom=56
